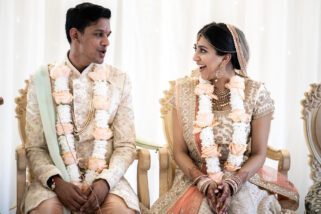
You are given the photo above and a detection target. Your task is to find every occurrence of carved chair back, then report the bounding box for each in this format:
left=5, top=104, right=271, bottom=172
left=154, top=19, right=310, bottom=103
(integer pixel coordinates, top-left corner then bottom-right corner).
left=302, top=83, right=321, bottom=212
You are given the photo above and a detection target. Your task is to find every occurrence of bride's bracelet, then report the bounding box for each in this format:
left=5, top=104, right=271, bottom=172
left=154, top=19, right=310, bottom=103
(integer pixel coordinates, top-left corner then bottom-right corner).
left=192, top=175, right=207, bottom=185
left=224, top=175, right=242, bottom=195
left=194, top=176, right=216, bottom=194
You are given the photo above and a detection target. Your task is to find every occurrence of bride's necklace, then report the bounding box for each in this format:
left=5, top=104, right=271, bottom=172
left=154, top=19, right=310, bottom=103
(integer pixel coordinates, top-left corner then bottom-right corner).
left=194, top=75, right=250, bottom=183
left=212, top=87, right=231, bottom=111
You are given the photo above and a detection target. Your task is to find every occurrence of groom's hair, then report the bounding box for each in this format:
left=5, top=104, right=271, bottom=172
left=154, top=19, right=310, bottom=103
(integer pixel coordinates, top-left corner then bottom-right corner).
left=65, top=2, right=111, bottom=43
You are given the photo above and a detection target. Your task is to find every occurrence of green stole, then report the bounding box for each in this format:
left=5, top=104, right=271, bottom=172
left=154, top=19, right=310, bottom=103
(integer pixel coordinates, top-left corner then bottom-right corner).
left=35, top=65, right=71, bottom=214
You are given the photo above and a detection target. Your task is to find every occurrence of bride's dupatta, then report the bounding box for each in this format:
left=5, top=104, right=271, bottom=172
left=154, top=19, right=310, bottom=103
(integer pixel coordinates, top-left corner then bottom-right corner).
left=167, top=133, right=205, bottom=214
left=167, top=186, right=204, bottom=214
left=167, top=92, right=207, bottom=214
left=249, top=166, right=299, bottom=210
left=166, top=79, right=206, bottom=214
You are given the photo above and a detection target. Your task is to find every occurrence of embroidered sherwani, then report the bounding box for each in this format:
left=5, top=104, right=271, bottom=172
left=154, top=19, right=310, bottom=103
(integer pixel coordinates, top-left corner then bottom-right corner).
left=150, top=74, right=298, bottom=214
left=24, top=58, right=139, bottom=213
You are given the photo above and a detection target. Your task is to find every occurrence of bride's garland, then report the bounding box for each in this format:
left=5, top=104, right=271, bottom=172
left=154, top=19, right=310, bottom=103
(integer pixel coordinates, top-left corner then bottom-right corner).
left=193, top=75, right=250, bottom=183
left=50, top=64, right=112, bottom=187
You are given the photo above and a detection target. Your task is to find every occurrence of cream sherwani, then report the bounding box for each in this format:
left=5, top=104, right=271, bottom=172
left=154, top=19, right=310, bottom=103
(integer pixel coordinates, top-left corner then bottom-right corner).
left=24, top=57, right=139, bottom=213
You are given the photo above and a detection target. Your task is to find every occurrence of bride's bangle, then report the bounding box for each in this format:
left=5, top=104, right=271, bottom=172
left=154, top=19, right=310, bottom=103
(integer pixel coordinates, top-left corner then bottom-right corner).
left=224, top=175, right=242, bottom=195
left=192, top=175, right=207, bottom=185
left=196, top=176, right=216, bottom=194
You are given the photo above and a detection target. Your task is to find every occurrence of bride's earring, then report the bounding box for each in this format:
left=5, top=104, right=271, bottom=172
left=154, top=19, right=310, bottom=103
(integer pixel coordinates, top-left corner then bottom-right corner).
left=214, top=64, right=224, bottom=84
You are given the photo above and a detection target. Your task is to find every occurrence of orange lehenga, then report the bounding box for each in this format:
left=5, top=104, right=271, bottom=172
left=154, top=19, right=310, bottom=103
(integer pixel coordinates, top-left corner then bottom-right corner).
left=150, top=76, right=298, bottom=214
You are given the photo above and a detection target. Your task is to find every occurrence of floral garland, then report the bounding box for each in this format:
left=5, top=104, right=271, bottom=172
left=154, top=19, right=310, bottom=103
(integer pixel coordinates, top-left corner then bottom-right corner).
left=50, top=64, right=112, bottom=187
left=193, top=75, right=250, bottom=183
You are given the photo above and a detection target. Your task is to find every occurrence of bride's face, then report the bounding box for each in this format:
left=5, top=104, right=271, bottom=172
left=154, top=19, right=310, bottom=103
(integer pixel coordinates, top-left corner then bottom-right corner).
left=193, top=36, right=223, bottom=81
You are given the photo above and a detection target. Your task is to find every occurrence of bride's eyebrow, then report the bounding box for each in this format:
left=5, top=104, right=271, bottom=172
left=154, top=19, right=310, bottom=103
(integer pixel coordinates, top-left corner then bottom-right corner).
left=197, top=45, right=208, bottom=50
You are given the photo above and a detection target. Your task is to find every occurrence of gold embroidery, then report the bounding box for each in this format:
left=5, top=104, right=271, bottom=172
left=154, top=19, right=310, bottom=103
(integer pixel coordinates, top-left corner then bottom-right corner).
left=250, top=174, right=299, bottom=202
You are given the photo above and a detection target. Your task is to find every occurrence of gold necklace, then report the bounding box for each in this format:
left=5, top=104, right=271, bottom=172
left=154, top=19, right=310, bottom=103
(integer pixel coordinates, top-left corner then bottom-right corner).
left=72, top=96, right=95, bottom=136
left=212, top=87, right=230, bottom=111
left=70, top=65, right=96, bottom=137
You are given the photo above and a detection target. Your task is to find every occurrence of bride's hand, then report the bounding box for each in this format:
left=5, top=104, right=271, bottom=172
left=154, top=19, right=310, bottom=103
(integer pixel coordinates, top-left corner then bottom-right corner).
left=206, top=182, right=220, bottom=212
left=216, top=182, right=232, bottom=214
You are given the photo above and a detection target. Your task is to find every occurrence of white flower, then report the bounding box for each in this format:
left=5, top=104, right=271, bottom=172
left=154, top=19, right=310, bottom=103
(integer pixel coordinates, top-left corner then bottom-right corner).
left=230, top=92, right=244, bottom=109
left=199, top=96, right=212, bottom=112
left=67, top=164, right=81, bottom=182
left=95, top=110, right=110, bottom=128
left=200, top=127, right=215, bottom=147
left=205, top=158, right=221, bottom=173
left=227, top=154, right=244, bottom=167
left=93, top=82, right=109, bottom=96
left=92, top=140, right=108, bottom=159
left=58, top=134, right=75, bottom=151
left=199, top=76, right=210, bottom=84
left=57, top=105, right=72, bottom=123
left=54, top=77, right=69, bottom=92
left=93, top=140, right=108, bottom=148
left=84, top=169, right=98, bottom=184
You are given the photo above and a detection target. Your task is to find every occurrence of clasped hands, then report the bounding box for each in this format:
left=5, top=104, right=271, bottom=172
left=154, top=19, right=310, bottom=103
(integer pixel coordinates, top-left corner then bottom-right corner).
left=195, top=175, right=234, bottom=214
left=53, top=177, right=109, bottom=213
left=206, top=181, right=232, bottom=214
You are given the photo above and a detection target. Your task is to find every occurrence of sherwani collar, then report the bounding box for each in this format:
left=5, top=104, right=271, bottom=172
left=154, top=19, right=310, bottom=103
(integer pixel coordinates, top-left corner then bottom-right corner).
left=64, top=54, right=96, bottom=79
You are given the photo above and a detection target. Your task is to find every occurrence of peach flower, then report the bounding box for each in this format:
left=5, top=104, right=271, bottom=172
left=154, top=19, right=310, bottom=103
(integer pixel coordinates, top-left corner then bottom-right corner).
left=50, top=65, right=71, bottom=79
left=92, top=127, right=113, bottom=140
left=52, top=91, right=73, bottom=104
left=229, top=109, right=250, bottom=123
left=62, top=151, right=78, bottom=165
left=93, top=95, right=110, bottom=110
left=201, top=145, right=221, bottom=158
left=208, top=172, right=224, bottom=183
left=56, top=123, right=74, bottom=135
left=229, top=143, right=247, bottom=156
left=195, top=84, right=217, bottom=99
left=224, top=162, right=241, bottom=172
left=193, top=127, right=202, bottom=134
left=193, top=115, right=219, bottom=134
left=225, top=75, right=245, bottom=99
left=88, top=68, right=108, bottom=81
left=88, top=157, right=107, bottom=172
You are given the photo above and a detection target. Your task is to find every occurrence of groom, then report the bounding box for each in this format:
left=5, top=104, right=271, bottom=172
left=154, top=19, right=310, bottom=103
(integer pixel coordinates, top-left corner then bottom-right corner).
left=24, top=2, right=138, bottom=213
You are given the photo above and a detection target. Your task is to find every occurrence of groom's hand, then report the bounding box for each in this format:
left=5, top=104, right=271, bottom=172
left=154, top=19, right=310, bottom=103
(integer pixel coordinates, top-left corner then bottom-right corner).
left=80, top=179, right=110, bottom=213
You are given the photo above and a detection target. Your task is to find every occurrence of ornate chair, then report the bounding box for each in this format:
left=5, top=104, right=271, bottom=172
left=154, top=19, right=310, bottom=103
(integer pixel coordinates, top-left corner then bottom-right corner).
left=15, top=80, right=151, bottom=214
left=302, top=83, right=321, bottom=213
left=158, top=80, right=299, bottom=211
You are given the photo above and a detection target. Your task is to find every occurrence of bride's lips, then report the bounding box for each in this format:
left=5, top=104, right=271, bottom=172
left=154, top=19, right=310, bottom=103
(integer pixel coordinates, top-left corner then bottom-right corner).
left=199, top=65, right=206, bottom=71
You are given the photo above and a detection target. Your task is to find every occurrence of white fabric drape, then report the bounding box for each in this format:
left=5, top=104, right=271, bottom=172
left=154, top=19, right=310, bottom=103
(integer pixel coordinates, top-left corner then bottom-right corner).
left=1, top=0, right=320, bottom=213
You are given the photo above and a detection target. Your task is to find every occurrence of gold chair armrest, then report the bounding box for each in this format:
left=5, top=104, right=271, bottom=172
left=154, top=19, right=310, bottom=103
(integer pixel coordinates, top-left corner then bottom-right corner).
left=16, top=144, right=26, bottom=214
left=136, top=148, right=151, bottom=209
left=136, top=138, right=163, bottom=150
left=267, top=146, right=290, bottom=177
left=159, top=147, right=169, bottom=197
left=158, top=147, right=176, bottom=197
